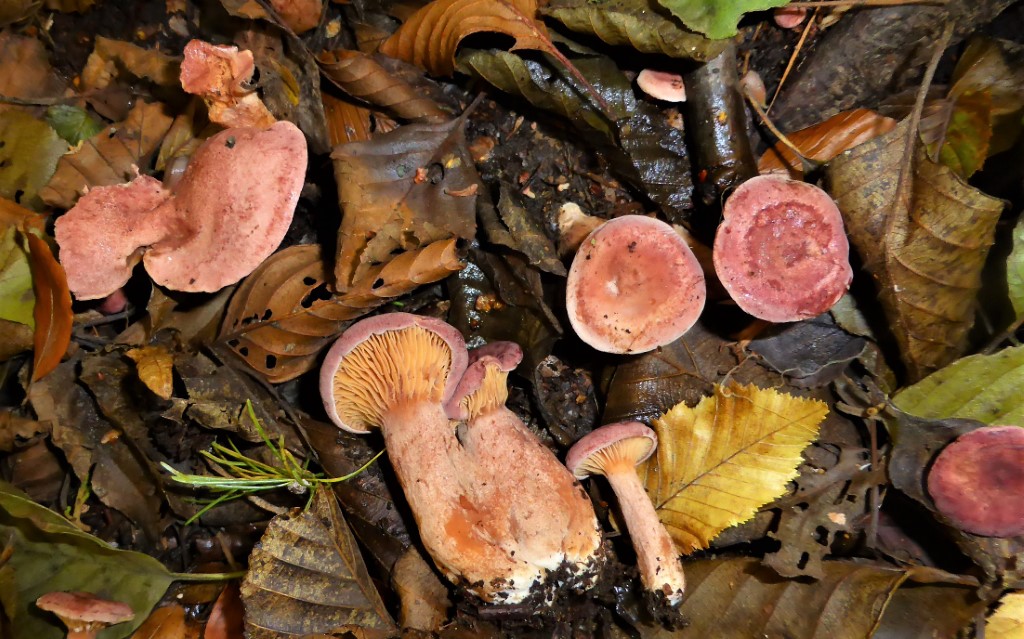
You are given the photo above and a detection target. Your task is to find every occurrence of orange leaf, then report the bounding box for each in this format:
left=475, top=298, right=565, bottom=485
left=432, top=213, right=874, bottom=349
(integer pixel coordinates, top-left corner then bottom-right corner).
left=0, top=197, right=45, bottom=233
left=26, top=233, right=72, bottom=382
left=758, top=109, right=897, bottom=178
left=204, top=583, right=245, bottom=639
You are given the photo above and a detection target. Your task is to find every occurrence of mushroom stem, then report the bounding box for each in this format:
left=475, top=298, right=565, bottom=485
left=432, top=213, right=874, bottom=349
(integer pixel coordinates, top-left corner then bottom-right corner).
left=604, top=467, right=686, bottom=604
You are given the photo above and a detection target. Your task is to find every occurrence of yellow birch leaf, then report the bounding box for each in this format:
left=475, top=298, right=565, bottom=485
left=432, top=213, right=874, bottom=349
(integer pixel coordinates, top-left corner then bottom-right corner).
left=126, top=345, right=174, bottom=400
left=641, top=383, right=827, bottom=553
left=989, top=591, right=1024, bottom=638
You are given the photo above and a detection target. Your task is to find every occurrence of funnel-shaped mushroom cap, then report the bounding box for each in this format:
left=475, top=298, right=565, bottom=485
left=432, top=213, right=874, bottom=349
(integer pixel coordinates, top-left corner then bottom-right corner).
left=713, top=175, right=852, bottom=322
left=36, top=591, right=134, bottom=626
left=566, top=421, right=658, bottom=479
left=927, top=425, right=1024, bottom=537
left=444, top=341, right=522, bottom=420
left=566, top=215, right=706, bottom=354
left=320, top=313, right=469, bottom=433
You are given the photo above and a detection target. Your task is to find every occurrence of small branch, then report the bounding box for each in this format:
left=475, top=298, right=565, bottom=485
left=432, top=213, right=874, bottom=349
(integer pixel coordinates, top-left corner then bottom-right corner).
left=171, top=569, right=249, bottom=582
left=768, top=8, right=817, bottom=112
left=745, top=94, right=820, bottom=175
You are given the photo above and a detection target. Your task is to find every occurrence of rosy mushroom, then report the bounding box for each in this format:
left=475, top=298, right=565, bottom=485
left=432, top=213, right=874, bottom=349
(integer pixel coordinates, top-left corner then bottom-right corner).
left=566, top=215, right=706, bottom=354
left=713, top=174, right=852, bottom=322
left=636, top=69, right=687, bottom=103
left=927, top=425, right=1024, bottom=537
left=55, top=121, right=306, bottom=300
left=36, top=592, right=134, bottom=639
left=773, top=5, right=808, bottom=29
left=566, top=422, right=686, bottom=605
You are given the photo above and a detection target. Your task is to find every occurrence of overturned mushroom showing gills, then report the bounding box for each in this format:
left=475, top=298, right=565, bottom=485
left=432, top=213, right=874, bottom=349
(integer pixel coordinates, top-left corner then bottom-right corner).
left=927, top=425, right=1024, bottom=537
left=713, top=174, right=852, bottom=322
left=566, top=215, right=706, bottom=354
left=36, top=591, right=134, bottom=639
left=566, top=422, right=686, bottom=605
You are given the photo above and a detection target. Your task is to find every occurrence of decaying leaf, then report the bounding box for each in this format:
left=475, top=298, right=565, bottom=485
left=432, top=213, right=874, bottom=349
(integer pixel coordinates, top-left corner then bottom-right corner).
left=892, top=345, right=1024, bottom=425
left=749, top=313, right=867, bottom=387
left=0, top=410, right=47, bottom=452
left=322, top=93, right=373, bottom=145
left=331, top=119, right=477, bottom=290
left=640, top=383, right=827, bottom=553
left=0, top=110, right=68, bottom=210
left=45, top=105, right=105, bottom=146
left=179, top=40, right=276, bottom=129
left=489, top=185, right=565, bottom=276
left=920, top=90, right=991, bottom=179
left=25, top=233, right=71, bottom=382
left=240, top=489, right=397, bottom=637
left=654, top=0, right=787, bottom=39
left=39, top=100, right=174, bottom=209
left=126, top=345, right=175, bottom=400
left=826, top=119, right=1005, bottom=381
left=758, top=109, right=898, bottom=178
left=0, top=318, right=32, bottom=359
left=0, top=225, right=34, bottom=328
left=0, top=32, right=65, bottom=114
left=988, top=591, right=1024, bottom=638
left=220, top=239, right=463, bottom=383
left=81, top=36, right=180, bottom=92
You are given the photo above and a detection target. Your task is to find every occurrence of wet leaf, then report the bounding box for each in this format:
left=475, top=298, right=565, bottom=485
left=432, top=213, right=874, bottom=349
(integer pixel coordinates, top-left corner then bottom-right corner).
left=641, top=383, right=827, bottom=553
left=331, top=119, right=477, bottom=290
left=126, top=345, right=175, bottom=400
left=128, top=605, right=189, bottom=639
left=655, top=0, right=787, bottom=39
left=948, top=37, right=1024, bottom=157
left=0, top=480, right=174, bottom=639
left=39, top=101, right=174, bottom=209
left=0, top=110, right=68, bottom=210
left=318, top=50, right=450, bottom=123
left=757, top=109, right=898, bottom=178
left=26, top=233, right=72, bottom=382
left=204, top=584, right=244, bottom=639
left=491, top=185, right=565, bottom=275
left=892, top=346, right=1024, bottom=425
left=988, top=591, right=1024, bottom=638
left=748, top=313, right=867, bottom=387
left=0, top=225, right=34, bottom=328
left=240, top=489, right=396, bottom=637
left=1012, top=216, right=1024, bottom=321
left=45, top=105, right=105, bottom=146
left=868, top=575, right=985, bottom=639
left=544, top=0, right=726, bottom=61
left=826, top=118, right=1005, bottom=381
left=219, top=239, right=463, bottom=383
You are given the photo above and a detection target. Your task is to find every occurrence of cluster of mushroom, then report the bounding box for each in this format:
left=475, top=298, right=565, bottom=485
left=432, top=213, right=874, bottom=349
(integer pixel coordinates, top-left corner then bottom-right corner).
left=319, top=313, right=604, bottom=604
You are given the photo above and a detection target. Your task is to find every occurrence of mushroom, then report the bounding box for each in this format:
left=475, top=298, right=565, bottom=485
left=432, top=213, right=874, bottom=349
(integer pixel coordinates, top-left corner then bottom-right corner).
left=179, top=39, right=276, bottom=129
left=566, top=422, right=686, bottom=605
left=556, top=202, right=605, bottom=257
left=773, top=6, right=808, bottom=29
left=55, top=121, right=307, bottom=300
left=927, top=425, right=1024, bottom=537
left=712, top=174, right=852, bottom=322
left=636, top=69, right=687, bottom=103
left=566, top=215, right=706, bottom=354
left=35, top=591, right=134, bottom=639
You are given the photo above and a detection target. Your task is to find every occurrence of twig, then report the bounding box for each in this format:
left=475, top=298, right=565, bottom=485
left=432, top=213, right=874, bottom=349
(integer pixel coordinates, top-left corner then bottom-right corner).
left=745, top=94, right=819, bottom=175
left=768, top=8, right=818, bottom=112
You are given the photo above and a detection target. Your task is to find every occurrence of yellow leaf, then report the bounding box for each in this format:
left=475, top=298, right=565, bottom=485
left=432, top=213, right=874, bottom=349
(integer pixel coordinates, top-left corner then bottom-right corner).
left=641, top=383, right=827, bottom=553
left=989, top=592, right=1024, bottom=638
left=126, top=345, right=174, bottom=400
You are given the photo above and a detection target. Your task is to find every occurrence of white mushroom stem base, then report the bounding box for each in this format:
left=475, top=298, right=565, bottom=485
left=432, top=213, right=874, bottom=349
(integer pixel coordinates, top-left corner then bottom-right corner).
left=605, top=468, right=686, bottom=605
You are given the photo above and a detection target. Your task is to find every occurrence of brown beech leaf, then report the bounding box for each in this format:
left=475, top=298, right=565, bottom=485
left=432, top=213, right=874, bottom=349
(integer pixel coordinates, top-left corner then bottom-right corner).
left=826, top=118, right=1005, bottom=380
left=240, top=489, right=397, bottom=637
left=219, top=239, right=463, bottom=383
left=318, top=49, right=449, bottom=123
left=322, top=93, right=374, bottom=145
left=128, top=605, right=190, bottom=639
left=0, top=32, right=65, bottom=115
left=758, top=109, right=897, bottom=178
left=39, top=101, right=174, bottom=209
left=331, top=119, right=477, bottom=290
left=640, top=383, right=827, bottom=553
left=25, top=233, right=71, bottom=382
left=126, top=345, right=175, bottom=400
left=81, top=36, right=180, bottom=92
left=204, top=584, right=245, bottom=639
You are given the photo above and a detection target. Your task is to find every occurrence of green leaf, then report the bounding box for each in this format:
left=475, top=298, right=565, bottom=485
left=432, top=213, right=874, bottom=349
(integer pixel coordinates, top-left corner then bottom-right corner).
left=544, top=0, right=726, bottom=61
left=44, top=105, right=104, bottom=146
left=0, top=110, right=68, bottom=210
left=0, top=225, right=33, bottom=327
left=1009, top=215, right=1024, bottom=321
left=921, top=90, right=992, bottom=179
left=0, top=481, right=175, bottom=639
left=892, top=346, right=1024, bottom=425
left=654, top=0, right=787, bottom=39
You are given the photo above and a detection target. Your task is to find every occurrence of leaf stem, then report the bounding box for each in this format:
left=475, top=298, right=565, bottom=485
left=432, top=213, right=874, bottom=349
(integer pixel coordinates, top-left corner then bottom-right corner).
left=170, top=569, right=249, bottom=582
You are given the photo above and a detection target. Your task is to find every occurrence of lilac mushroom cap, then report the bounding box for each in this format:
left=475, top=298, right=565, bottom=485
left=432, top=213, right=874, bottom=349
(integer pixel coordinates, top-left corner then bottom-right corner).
left=566, top=421, right=658, bottom=478
left=444, top=341, right=523, bottom=420
left=36, top=592, right=134, bottom=638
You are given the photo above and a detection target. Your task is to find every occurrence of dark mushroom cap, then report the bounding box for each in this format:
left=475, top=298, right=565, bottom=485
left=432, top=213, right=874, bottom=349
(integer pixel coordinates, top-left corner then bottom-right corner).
left=713, top=175, right=852, bottom=322
left=566, top=215, right=706, bottom=354
left=36, top=591, right=134, bottom=625
left=319, top=313, right=469, bottom=433
left=566, top=421, right=658, bottom=479
left=444, top=341, right=523, bottom=420
left=927, top=425, right=1024, bottom=537
left=636, top=69, right=687, bottom=102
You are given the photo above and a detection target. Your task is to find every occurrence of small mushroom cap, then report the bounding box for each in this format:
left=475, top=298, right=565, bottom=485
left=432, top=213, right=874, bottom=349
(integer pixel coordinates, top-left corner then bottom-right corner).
left=566, top=421, right=658, bottom=479
left=36, top=591, right=134, bottom=625
left=713, top=175, right=852, bottom=322
left=566, top=215, right=706, bottom=354
left=774, top=6, right=808, bottom=29
left=636, top=69, right=687, bottom=103
left=444, top=341, right=523, bottom=420
left=927, top=425, right=1024, bottom=537
left=319, top=313, right=469, bottom=433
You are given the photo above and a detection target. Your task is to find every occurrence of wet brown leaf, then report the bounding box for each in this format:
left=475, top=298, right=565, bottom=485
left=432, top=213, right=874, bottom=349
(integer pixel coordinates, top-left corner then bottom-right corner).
left=39, top=101, right=174, bottom=209
left=240, top=489, right=397, bottom=637
left=204, top=584, right=245, bottom=639
left=0, top=1, right=37, bottom=26
left=478, top=184, right=564, bottom=275
left=0, top=318, right=32, bottom=359
left=126, top=345, right=175, bottom=400
left=129, top=605, right=189, bottom=639
left=219, top=239, right=463, bottom=383
left=748, top=314, right=867, bottom=387
left=758, top=109, right=898, bottom=178
left=41, top=0, right=95, bottom=12
left=826, top=118, right=1005, bottom=380
left=331, top=119, right=477, bottom=290
left=25, top=233, right=71, bottom=382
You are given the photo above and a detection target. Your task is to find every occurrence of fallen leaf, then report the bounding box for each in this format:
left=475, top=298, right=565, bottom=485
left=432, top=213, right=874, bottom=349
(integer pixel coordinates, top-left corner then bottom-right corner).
left=654, top=0, right=787, bottom=39
left=0, top=196, right=46, bottom=233
left=331, top=119, right=477, bottom=289
left=867, top=573, right=985, bottom=639
left=919, top=90, right=991, bottom=179
left=0, top=225, right=34, bottom=328
left=204, top=584, right=245, bottom=639
left=45, top=105, right=105, bottom=146
left=126, top=345, right=175, bottom=400
left=0, top=410, right=47, bottom=452
left=240, top=489, right=397, bottom=637
left=757, top=109, right=898, bottom=178
left=154, top=103, right=207, bottom=172
left=25, top=233, right=71, bottom=382
left=0, top=110, right=68, bottom=210
left=544, top=0, right=726, bottom=62
left=491, top=185, right=565, bottom=275
left=947, top=37, right=1024, bottom=157
left=128, top=605, right=188, bottom=639
left=0, top=2, right=37, bottom=27
left=988, top=591, right=1024, bottom=638
left=641, top=383, right=828, bottom=553
left=81, top=36, right=180, bottom=92
left=322, top=93, right=373, bottom=145
left=0, top=32, right=65, bottom=113
left=826, top=118, right=1005, bottom=380
left=268, top=0, right=323, bottom=34
left=0, top=318, right=32, bottom=359
left=748, top=313, right=867, bottom=387
left=1010, top=216, right=1024, bottom=322
left=39, top=100, right=174, bottom=209
left=41, top=0, right=95, bottom=12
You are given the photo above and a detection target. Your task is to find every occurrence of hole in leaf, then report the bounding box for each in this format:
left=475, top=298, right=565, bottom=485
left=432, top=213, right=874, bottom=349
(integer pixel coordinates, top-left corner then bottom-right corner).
left=303, top=276, right=317, bottom=286
left=372, top=278, right=385, bottom=289
left=227, top=339, right=240, bottom=347
left=261, top=309, right=272, bottom=321
left=797, top=552, right=809, bottom=570
left=239, top=347, right=249, bottom=356
left=814, top=526, right=830, bottom=546
left=300, top=283, right=332, bottom=308
left=266, top=354, right=277, bottom=369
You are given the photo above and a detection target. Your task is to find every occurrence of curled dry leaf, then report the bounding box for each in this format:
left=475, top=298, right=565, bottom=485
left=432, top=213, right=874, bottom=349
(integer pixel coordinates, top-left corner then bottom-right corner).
left=180, top=39, right=276, bottom=129
left=25, top=233, right=72, bottom=383
left=640, top=383, right=827, bottom=553
left=125, top=346, right=174, bottom=400
left=758, top=109, right=898, bottom=178
left=219, top=239, right=464, bottom=383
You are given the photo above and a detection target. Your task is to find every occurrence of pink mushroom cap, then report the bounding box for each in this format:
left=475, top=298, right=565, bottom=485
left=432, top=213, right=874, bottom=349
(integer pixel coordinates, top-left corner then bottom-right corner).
left=444, top=341, right=523, bottom=420
left=566, top=421, right=658, bottom=479
left=927, top=425, right=1024, bottom=537
left=566, top=215, right=706, bottom=355
left=713, top=174, right=852, bottom=322
left=636, top=69, right=687, bottom=103
left=774, top=6, right=808, bottom=29
left=36, top=591, right=134, bottom=627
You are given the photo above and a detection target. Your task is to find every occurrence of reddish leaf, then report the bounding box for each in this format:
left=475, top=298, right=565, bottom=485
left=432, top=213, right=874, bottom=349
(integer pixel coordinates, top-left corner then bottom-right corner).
left=25, top=233, right=71, bottom=382
left=205, top=583, right=245, bottom=639
left=758, top=109, right=898, bottom=178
